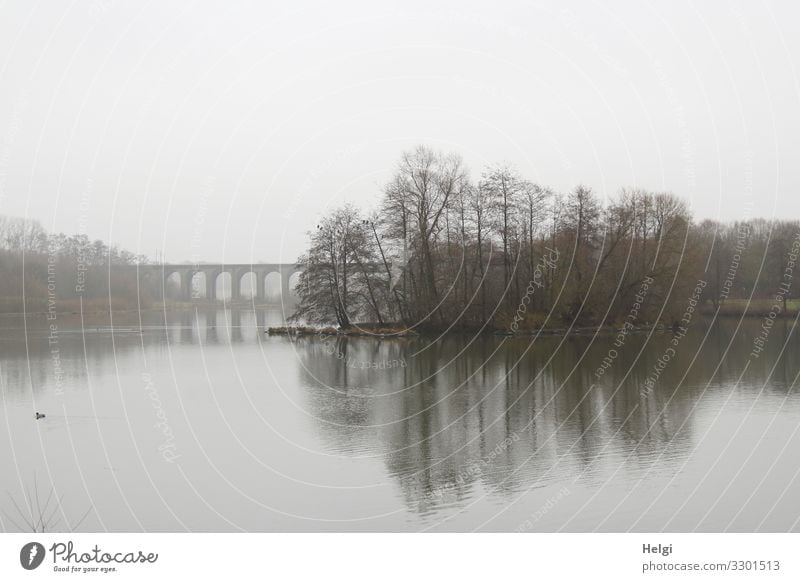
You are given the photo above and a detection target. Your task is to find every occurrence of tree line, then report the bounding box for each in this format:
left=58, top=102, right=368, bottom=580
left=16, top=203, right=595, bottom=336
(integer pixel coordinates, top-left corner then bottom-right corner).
left=0, top=215, right=154, bottom=312
left=292, top=145, right=800, bottom=330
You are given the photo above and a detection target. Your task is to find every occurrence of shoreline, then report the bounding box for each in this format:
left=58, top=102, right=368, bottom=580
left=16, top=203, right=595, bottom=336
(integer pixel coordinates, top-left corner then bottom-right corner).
left=267, top=306, right=800, bottom=339
left=0, top=301, right=295, bottom=318
left=266, top=323, right=665, bottom=338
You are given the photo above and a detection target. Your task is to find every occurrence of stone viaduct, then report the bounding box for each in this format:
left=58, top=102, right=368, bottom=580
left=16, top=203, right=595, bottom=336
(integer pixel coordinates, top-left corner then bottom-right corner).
left=132, top=263, right=304, bottom=302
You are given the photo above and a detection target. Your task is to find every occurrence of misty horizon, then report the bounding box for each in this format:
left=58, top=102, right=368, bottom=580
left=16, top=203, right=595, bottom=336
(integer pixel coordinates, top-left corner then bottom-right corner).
left=1, top=1, right=798, bottom=264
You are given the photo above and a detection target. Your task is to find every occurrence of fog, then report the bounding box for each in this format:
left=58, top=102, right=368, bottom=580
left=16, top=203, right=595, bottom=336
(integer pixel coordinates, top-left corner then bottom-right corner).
left=0, top=0, right=797, bottom=262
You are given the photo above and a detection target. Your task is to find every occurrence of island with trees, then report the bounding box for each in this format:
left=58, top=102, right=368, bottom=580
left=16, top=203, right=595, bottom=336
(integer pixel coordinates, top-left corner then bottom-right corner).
left=289, top=145, right=800, bottom=335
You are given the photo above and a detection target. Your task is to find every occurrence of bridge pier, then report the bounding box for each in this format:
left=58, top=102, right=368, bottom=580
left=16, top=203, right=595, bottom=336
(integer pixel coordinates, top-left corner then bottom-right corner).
left=280, top=266, right=297, bottom=301
left=206, top=271, right=217, bottom=300
left=256, top=275, right=265, bottom=302
left=281, top=273, right=290, bottom=301
left=184, top=270, right=195, bottom=301
left=230, top=271, right=241, bottom=301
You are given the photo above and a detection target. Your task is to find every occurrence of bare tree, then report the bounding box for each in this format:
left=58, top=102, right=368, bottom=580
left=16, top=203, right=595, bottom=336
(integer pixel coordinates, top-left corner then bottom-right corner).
left=481, top=164, right=524, bottom=308
left=384, top=146, right=467, bottom=321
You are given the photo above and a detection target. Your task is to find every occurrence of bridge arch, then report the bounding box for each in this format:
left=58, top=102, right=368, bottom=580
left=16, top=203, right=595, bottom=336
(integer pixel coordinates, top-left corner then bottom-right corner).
left=264, top=271, right=282, bottom=301
left=287, top=271, right=302, bottom=297
left=238, top=270, right=259, bottom=299
left=215, top=271, right=232, bottom=301
left=125, top=263, right=304, bottom=303
left=165, top=270, right=186, bottom=300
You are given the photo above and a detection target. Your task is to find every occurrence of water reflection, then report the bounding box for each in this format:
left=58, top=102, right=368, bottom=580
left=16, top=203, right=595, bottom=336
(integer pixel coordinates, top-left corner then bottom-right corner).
left=1, top=311, right=798, bottom=531
left=293, top=319, right=800, bottom=525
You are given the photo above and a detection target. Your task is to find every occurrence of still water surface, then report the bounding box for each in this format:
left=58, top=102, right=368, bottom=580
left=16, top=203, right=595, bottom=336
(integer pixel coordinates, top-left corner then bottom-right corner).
left=1, top=308, right=799, bottom=531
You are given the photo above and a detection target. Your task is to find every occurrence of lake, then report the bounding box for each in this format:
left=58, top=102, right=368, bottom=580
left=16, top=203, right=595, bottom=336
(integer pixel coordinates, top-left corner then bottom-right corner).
left=1, top=307, right=799, bottom=532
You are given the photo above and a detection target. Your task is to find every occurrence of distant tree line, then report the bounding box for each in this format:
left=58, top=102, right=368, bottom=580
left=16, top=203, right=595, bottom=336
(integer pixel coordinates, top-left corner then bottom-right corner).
left=0, top=215, right=154, bottom=312
left=292, top=145, right=800, bottom=330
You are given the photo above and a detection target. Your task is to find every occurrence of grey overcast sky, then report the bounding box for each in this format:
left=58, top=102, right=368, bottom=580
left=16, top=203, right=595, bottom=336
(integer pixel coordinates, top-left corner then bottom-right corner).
left=0, top=0, right=798, bottom=263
